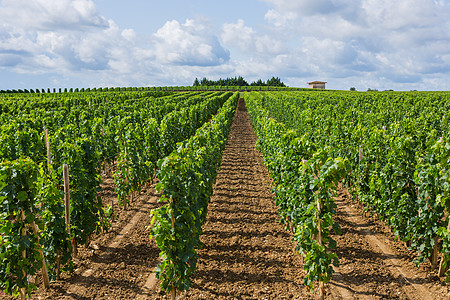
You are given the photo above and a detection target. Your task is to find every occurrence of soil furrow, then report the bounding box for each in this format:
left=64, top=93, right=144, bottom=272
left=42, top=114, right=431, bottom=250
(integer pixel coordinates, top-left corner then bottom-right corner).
left=151, top=98, right=311, bottom=299
left=330, top=187, right=449, bottom=299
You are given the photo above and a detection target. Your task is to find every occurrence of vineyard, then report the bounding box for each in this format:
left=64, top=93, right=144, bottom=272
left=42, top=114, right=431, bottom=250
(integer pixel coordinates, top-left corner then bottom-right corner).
left=1, top=88, right=450, bottom=299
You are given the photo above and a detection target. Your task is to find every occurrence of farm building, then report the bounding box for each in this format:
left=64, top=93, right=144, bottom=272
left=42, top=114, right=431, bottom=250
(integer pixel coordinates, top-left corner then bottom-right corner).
left=308, top=81, right=327, bottom=89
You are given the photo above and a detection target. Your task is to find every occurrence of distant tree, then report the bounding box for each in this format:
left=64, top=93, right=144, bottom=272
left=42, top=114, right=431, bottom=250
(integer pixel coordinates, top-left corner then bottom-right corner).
left=200, top=77, right=209, bottom=86
left=195, top=76, right=250, bottom=87
left=69, top=88, right=73, bottom=93
left=350, top=87, right=356, bottom=91
left=47, top=88, right=51, bottom=93
left=266, top=76, right=285, bottom=87
left=193, top=78, right=200, bottom=86
left=53, top=88, right=56, bottom=93
left=30, top=89, right=35, bottom=93
left=236, top=76, right=247, bottom=86
left=41, top=88, right=45, bottom=93
left=251, top=79, right=266, bottom=86
left=64, top=88, right=68, bottom=93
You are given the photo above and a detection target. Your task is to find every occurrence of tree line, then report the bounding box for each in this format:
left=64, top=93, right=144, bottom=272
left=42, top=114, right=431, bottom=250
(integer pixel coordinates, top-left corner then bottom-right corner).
left=193, top=76, right=286, bottom=87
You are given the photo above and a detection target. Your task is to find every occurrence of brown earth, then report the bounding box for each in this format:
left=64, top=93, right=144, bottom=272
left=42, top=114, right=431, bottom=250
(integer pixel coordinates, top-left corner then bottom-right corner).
left=330, top=188, right=450, bottom=299
left=2, top=98, right=450, bottom=299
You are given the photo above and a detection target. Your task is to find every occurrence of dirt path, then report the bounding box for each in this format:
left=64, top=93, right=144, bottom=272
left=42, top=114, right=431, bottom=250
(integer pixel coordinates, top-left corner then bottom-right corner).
left=147, top=99, right=312, bottom=299
left=330, top=187, right=449, bottom=299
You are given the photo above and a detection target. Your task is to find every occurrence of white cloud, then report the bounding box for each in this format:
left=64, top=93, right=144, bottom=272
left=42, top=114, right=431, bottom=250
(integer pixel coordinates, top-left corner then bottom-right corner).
left=221, top=19, right=284, bottom=55
left=0, top=0, right=108, bottom=31
left=0, top=0, right=154, bottom=81
left=262, top=0, right=338, bottom=16
left=0, top=0, right=232, bottom=87
left=257, top=0, right=450, bottom=89
left=152, top=19, right=229, bottom=66
left=264, top=9, right=297, bottom=27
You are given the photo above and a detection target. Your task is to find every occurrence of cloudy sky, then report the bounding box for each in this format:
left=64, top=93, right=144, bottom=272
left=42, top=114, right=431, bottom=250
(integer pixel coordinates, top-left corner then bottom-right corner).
left=1, top=0, right=449, bottom=91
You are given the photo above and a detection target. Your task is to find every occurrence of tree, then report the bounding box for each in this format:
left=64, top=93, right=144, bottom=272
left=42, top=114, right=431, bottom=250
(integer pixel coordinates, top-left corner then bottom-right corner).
left=266, top=76, right=285, bottom=87
left=251, top=79, right=266, bottom=86
left=350, top=87, right=356, bottom=91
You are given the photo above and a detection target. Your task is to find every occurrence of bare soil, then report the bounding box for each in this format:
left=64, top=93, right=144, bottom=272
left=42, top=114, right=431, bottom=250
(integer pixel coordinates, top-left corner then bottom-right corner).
left=330, top=188, right=450, bottom=299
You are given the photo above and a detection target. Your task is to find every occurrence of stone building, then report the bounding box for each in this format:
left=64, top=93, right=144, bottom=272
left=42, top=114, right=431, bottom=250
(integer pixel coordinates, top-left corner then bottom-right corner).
left=308, top=81, right=327, bottom=89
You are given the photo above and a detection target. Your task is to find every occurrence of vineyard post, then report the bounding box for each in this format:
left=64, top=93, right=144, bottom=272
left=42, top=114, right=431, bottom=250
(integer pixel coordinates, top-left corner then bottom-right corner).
left=124, top=147, right=128, bottom=210
left=432, top=237, right=439, bottom=268
left=357, top=145, right=362, bottom=205
left=316, top=197, right=325, bottom=300
left=45, top=130, right=65, bottom=276
left=439, top=219, right=450, bottom=276
left=31, top=221, right=50, bottom=289
left=170, top=196, right=177, bottom=300
left=63, top=164, right=74, bottom=257
left=45, top=129, right=51, bottom=169
left=20, top=211, right=26, bottom=300
left=101, top=128, right=107, bottom=175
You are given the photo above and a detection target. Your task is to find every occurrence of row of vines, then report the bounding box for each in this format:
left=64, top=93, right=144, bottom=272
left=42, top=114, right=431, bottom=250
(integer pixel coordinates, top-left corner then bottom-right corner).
left=0, top=89, right=236, bottom=298
left=245, top=90, right=450, bottom=297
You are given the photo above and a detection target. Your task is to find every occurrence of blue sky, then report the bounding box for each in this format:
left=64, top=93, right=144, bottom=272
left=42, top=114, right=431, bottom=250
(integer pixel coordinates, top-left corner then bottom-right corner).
left=1, top=0, right=450, bottom=91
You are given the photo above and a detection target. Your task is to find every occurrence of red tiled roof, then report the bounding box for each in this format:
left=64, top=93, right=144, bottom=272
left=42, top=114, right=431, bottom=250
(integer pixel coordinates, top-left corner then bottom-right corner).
left=308, top=81, right=327, bottom=84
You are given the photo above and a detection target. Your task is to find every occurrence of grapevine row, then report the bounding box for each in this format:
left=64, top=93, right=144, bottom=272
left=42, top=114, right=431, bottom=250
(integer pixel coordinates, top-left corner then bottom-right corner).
left=0, top=90, right=235, bottom=297
left=246, top=90, right=450, bottom=296
left=149, top=92, right=239, bottom=296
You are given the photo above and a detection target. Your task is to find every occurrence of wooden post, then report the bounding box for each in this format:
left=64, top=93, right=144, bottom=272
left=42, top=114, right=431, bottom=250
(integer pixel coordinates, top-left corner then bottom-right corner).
left=20, top=211, right=26, bottom=300
left=432, top=236, right=439, bottom=268
left=45, top=129, right=51, bottom=169
left=171, top=288, right=176, bottom=300
left=316, top=198, right=325, bottom=300
left=170, top=196, right=177, bottom=300
left=63, top=164, right=75, bottom=257
left=316, top=198, right=324, bottom=300
left=124, top=147, right=128, bottom=210
left=31, top=221, right=50, bottom=288
left=56, top=249, right=61, bottom=278
left=439, top=219, right=450, bottom=276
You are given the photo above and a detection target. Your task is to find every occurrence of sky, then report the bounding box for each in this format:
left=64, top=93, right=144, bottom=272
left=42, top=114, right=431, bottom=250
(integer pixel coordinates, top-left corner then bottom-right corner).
left=0, top=0, right=450, bottom=91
